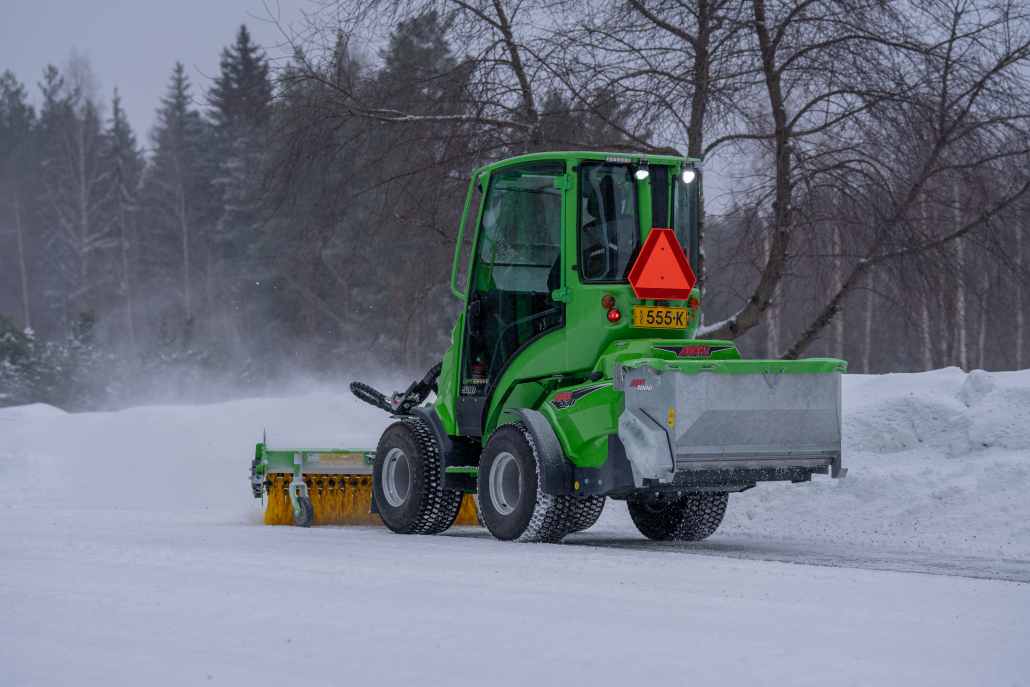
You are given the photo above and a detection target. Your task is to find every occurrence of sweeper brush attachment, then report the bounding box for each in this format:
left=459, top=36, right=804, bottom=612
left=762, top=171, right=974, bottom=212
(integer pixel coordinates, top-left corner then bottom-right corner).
left=262, top=473, right=382, bottom=526
left=253, top=441, right=479, bottom=527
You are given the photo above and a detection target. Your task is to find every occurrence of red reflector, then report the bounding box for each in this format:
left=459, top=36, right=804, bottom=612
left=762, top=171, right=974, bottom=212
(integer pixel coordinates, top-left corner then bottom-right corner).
left=607, top=308, right=621, bottom=323
left=627, top=228, right=697, bottom=299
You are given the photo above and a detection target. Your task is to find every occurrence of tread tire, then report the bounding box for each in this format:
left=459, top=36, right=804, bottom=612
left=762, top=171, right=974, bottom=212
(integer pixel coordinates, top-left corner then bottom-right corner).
left=373, top=419, right=463, bottom=535
left=294, top=496, right=314, bottom=528
left=478, top=422, right=574, bottom=543
left=627, top=492, right=728, bottom=541
left=567, top=496, right=606, bottom=533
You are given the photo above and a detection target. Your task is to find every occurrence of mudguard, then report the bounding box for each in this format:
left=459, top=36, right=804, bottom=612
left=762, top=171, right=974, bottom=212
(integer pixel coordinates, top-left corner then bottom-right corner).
left=504, top=408, right=575, bottom=495
left=410, top=405, right=479, bottom=490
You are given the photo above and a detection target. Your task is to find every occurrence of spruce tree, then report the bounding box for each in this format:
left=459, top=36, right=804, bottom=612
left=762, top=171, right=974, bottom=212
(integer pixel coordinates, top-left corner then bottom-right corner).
left=143, top=62, right=218, bottom=326
left=0, top=71, right=38, bottom=332
left=210, top=25, right=272, bottom=137
left=102, top=91, right=143, bottom=350
left=207, top=26, right=275, bottom=355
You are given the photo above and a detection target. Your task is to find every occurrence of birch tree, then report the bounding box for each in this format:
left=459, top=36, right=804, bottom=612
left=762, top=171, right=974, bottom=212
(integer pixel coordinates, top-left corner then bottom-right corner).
left=37, top=58, right=114, bottom=327
left=782, top=0, right=1030, bottom=359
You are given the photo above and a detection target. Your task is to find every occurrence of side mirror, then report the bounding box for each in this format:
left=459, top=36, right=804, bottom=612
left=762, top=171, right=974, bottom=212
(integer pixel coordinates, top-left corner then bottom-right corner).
left=466, top=299, right=481, bottom=337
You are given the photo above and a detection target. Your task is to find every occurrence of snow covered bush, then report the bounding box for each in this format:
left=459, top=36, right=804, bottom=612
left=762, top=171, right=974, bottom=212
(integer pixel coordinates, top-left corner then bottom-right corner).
left=0, top=310, right=100, bottom=409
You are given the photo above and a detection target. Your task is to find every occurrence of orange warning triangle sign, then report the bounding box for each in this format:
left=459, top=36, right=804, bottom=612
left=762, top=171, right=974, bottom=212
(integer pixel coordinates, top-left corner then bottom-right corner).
left=628, top=228, right=697, bottom=299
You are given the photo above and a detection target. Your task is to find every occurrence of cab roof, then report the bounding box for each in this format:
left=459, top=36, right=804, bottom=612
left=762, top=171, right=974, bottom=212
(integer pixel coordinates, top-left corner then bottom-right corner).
left=479, top=151, right=700, bottom=175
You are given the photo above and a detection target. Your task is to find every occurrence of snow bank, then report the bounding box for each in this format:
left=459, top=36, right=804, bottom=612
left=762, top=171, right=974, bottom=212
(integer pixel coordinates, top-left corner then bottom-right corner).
left=1, top=368, right=1028, bottom=558
left=0, top=403, right=67, bottom=420
left=0, top=392, right=392, bottom=514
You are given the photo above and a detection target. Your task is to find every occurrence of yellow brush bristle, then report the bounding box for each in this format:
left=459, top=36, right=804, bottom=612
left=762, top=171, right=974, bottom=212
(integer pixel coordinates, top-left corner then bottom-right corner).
left=453, top=494, right=480, bottom=526
left=262, top=474, right=482, bottom=528
left=262, top=475, right=294, bottom=526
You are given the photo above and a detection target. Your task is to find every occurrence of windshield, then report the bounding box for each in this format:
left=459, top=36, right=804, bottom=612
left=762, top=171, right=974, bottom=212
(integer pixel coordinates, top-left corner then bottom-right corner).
left=579, top=161, right=640, bottom=281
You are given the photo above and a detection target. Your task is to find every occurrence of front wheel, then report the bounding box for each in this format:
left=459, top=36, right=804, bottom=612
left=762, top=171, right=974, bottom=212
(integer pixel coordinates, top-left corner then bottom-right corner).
left=373, top=420, right=463, bottom=535
left=628, top=492, right=728, bottom=541
left=478, top=423, right=573, bottom=543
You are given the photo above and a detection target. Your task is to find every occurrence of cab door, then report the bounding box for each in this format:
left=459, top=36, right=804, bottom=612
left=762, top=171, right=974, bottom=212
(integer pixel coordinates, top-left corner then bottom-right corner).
left=455, top=160, right=568, bottom=436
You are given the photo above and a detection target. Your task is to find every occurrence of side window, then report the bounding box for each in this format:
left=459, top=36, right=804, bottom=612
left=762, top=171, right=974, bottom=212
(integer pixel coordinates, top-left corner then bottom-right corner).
left=579, top=162, right=640, bottom=281
left=475, top=167, right=563, bottom=294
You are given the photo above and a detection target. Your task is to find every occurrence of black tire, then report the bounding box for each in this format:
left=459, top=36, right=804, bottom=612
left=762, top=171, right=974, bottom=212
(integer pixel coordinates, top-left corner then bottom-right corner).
left=478, top=422, right=573, bottom=543
left=567, top=496, right=606, bottom=533
left=293, top=496, right=314, bottom=528
left=373, top=419, right=463, bottom=535
left=627, top=492, right=728, bottom=541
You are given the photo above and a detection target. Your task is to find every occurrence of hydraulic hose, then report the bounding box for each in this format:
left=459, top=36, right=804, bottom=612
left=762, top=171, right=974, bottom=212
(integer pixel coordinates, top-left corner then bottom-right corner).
left=350, top=381, right=394, bottom=413
left=420, top=361, right=443, bottom=395
left=350, top=361, right=444, bottom=415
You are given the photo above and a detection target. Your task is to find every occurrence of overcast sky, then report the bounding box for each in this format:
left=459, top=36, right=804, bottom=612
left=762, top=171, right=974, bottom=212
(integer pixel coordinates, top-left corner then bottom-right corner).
left=0, top=0, right=733, bottom=205
left=0, top=0, right=311, bottom=144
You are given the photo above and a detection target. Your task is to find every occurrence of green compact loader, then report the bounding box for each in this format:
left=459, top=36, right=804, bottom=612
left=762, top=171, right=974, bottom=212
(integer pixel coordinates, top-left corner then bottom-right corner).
left=251, top=151, right=847, bottom=542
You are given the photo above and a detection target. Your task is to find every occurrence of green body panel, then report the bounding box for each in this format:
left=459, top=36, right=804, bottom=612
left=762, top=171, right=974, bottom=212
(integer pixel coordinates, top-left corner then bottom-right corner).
left=257, top=445, right=374, bottom=478
left=499, top=379, right=556, bottom=419
left=435, top=321, right=463, bottom=435
left=593, top=339, right=845, bottom=375
left=540, top=382, right=623, bottom=468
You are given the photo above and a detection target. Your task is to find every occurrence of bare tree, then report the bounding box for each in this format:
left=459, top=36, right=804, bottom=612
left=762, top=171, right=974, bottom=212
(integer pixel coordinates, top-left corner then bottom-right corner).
left=699, top=0, right=900, bottom=343
left=783, top=0, right=1030, bottom=359
left=274, top=0, right=563, bottom=154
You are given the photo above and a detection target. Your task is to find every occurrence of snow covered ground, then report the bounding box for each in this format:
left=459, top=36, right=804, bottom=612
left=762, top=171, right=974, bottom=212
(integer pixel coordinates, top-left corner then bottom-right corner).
left=2, top=368, right=1029, bottom=685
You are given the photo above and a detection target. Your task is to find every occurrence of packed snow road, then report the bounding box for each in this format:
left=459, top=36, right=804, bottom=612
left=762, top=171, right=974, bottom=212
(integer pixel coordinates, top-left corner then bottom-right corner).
left=2, top=367, right=1029, bottom=685
left=3, top=509, right=1028, bottom=687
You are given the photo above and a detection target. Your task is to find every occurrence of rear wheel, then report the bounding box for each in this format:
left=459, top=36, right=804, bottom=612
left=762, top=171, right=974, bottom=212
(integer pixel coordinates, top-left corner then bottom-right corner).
left=567, top=496, right=606, bottom=533
left=373, top=420, right=463, bottom=535
left=478, top=422, right=573, bottom=543
left=627, top=492, right=728, bottom=541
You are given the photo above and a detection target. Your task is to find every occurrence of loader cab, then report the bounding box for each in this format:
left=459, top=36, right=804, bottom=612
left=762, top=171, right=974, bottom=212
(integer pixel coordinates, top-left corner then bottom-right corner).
left=451, top=152, right=701, bottom=438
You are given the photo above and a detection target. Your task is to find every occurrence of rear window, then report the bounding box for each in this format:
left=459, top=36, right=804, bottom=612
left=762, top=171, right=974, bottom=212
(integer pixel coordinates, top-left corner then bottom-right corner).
left=578, top=161, right=640, bottom=282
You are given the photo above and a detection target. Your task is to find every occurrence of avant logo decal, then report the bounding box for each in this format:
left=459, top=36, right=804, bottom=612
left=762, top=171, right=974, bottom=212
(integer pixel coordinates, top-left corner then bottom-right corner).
left=550, top=383, right=610, bottom=410
left=652, top=344, right=734, bottom=358
left=628, top=379, right=654, bottom=392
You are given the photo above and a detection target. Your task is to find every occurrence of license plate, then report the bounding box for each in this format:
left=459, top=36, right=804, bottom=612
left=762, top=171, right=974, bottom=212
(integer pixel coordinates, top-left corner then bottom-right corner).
left=633, top=306, right=688, bottom=329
